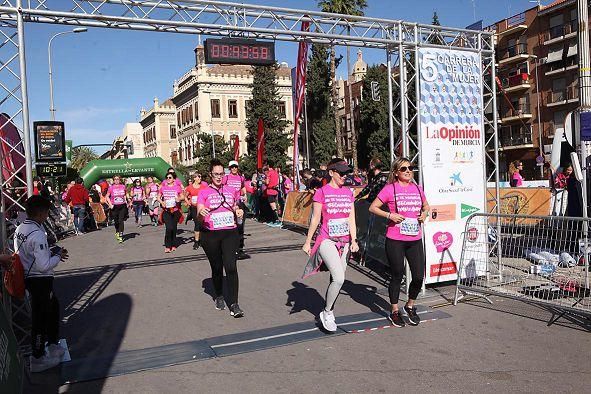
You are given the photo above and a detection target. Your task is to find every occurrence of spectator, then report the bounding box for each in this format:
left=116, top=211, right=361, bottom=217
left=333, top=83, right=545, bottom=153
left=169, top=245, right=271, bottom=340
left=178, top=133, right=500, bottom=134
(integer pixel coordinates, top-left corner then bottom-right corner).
left=64, top=177, right=90, bottom=235
left=554, top=164, right=573, bottom=189
left=264, top=165, right=282, bottom=227
left=356, top=161, right=389, bottom=202
left=14, top=195, right=68, bottom=372
left=509, top=160, right=524, bottom=187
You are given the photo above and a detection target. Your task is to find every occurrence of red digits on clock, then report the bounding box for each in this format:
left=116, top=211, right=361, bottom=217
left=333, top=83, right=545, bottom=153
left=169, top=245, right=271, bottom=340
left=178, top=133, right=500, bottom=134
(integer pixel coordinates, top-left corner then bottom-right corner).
left=212, top=44, right=220, bottom=58
left=261, top=47, right=268, bottom=59
left=252, top=46, right=259, bottom=59
left=232, top=45, right=240, bottom=58
left=241, top=45, right=248, bottom=59
left=221, top=45, right=229, bottom=58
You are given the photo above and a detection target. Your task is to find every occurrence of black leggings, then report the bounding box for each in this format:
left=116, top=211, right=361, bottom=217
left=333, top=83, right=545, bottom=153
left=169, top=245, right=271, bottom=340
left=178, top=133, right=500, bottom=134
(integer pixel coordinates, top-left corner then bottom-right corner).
left=189, top=206, right=202, bottom=232
left=385, top=239, right=425, bottom=304
left=200, top=229, right=240, bottom=305
left=111, top=204, right=127, bottom=233
left=162, top=210, right=181, bottom=248
left=26, top=277, right=60, bottom=358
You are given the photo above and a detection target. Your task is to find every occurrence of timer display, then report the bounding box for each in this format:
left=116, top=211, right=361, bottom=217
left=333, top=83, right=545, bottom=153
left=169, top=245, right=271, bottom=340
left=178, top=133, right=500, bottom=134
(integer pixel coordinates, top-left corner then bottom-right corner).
left=204, top=38, right=275, bottom=65
left=36, top=163, right=67, bottom=177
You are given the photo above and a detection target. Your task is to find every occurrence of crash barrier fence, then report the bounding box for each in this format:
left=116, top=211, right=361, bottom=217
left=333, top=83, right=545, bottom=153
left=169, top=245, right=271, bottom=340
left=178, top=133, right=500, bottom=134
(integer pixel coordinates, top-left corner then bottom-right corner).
left=453, top=213, right=591, bottom=323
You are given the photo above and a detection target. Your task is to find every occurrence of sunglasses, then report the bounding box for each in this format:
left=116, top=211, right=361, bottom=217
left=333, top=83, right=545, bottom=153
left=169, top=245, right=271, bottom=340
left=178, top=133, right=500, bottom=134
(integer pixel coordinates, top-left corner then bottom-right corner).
left=166, top=176, right=173, bottom=180
left=335, top=170, right=350, bottom=177
left=398, top=166, right=416, bottom=172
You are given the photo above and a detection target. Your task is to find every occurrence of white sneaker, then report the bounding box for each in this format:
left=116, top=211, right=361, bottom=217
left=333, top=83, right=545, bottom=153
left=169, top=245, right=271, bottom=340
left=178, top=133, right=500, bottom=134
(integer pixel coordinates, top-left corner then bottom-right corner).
left=319, top=310, right=338, bottom=332
left=46, top=343, right=65, bottom=359
left=30, top=354, right=61, bottom=373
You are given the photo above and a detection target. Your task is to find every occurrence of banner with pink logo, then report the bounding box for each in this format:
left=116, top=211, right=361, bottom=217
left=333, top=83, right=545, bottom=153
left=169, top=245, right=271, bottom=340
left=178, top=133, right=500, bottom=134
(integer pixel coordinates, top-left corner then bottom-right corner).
left=417, top=47, right=488, bottom=284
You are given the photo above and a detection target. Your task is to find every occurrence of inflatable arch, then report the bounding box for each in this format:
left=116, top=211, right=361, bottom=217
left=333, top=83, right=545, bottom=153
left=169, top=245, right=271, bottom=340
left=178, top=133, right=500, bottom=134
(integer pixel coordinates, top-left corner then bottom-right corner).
left=79, top=158, right=186, bottom=188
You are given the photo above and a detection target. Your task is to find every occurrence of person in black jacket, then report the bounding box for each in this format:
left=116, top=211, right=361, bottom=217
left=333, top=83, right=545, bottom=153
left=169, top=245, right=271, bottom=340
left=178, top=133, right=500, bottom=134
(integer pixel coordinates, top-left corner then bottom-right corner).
left=356, top=161, right=389, bottom=202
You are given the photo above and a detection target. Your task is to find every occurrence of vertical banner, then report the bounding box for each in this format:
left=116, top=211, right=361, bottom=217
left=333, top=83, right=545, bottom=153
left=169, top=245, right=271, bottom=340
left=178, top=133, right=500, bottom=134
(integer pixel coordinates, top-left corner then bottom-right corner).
left=292, top=20, right=310, bottom=189
left=257, top=118, right=265, bottom=169
left=233, top=135, right=240, bottom=161
left=418, top=48, right=487, bottom=284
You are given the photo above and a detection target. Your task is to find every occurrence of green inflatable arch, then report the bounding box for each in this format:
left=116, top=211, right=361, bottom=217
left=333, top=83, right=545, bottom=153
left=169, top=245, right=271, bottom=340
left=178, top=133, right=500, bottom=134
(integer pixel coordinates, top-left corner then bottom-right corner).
left=79, top=157, right=186, bottom=188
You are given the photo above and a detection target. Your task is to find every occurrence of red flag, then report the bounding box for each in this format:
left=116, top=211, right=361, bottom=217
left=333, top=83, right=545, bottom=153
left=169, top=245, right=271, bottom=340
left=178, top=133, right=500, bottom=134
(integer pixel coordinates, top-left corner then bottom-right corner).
left=233, top=136, right=240, bottom=161
left=257, top=118, right=265, bottom=169
left=292, top=20, right=311, bottom=190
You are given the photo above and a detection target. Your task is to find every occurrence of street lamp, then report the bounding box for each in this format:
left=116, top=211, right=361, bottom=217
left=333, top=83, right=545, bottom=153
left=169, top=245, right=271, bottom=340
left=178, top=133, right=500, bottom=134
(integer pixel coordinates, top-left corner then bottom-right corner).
left=48, top=27, right=87, bottom=120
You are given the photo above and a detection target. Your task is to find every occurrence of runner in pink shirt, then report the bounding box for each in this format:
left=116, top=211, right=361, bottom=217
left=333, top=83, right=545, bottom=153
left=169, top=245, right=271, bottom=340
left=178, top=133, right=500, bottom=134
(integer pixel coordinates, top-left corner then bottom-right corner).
left=198, top=159, right=245, bottom=318
left=369, top=157, right=430, bottom=328
left=185, top=172, right=208, bottom=250
left=145, top=177, right=160, bottom=226
left=302, top=158, right=359, bottom=332
left=158, top=172, right=184, bottom=253
left=223, top=160, right=250, bottom=260
left=105, top=175, right=129, bottom=243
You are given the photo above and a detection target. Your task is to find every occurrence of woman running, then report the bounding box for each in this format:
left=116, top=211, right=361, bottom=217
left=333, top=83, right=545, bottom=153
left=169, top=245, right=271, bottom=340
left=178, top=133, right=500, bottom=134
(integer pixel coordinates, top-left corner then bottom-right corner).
left=302, top=158, right=359, bottom=332
left=145, top=176, right=160, bottom=226
left=105, top=175, right=129, bottom=243
left=369, top=158, right=430, bottom=327
left=185, top=172, right=208, bottom=250
left=130, top=179, right=146, bottom=227
left=158, top=172, right=184, bottom=253
left=198, top=159, right=244, bottom=318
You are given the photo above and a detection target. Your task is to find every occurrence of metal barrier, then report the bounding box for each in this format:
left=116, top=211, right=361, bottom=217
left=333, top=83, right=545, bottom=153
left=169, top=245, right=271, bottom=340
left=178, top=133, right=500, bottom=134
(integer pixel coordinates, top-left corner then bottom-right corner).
left=551, top=189, right=568, bottom=216
left=454, top=213, right=590, bottom=324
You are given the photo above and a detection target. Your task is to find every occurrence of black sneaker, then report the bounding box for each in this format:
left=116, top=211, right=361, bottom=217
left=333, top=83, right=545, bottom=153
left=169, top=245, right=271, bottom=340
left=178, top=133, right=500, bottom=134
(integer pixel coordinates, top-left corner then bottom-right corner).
left=229, top=303, right=244, bottom=318
left=404, top=305, right=420, bottom=326
left=388, top=310, right=406, bottom=327
left=236, top=251, right=250, bottom=260
left=193, top=241, right=200, bottom=250
left=215, top=296, right=225, bottom=310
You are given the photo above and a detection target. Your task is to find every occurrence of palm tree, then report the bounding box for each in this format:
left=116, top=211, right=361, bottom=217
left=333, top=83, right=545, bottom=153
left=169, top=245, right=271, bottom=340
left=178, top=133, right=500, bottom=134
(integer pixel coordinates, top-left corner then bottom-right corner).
left=71, top=146, right=99, bottom=171
left=318, top=0, right=367, bottom=160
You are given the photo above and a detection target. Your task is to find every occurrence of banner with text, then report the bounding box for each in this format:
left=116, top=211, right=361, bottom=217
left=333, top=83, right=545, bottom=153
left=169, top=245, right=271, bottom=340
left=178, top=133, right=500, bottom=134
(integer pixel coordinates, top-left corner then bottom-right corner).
left=418, top=47, right=487, bottom=284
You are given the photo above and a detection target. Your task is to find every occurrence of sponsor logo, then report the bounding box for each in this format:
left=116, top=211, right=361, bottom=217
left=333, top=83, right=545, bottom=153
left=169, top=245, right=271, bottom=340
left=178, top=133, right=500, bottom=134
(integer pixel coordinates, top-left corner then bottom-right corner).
left=433, top=231, right=454, bottom=253
left=461, top=203, right=479, bottom=218
left=453, top=149, right=475, bottom=163
left=450, top=172, right=463, bottom=186
left=429, top=204, right=456, bottom=222
left=430, top=262, right=457, bottom=277
left=425, top=125, right=481, bottom=146
left=467, top=227, right=478, bottom=242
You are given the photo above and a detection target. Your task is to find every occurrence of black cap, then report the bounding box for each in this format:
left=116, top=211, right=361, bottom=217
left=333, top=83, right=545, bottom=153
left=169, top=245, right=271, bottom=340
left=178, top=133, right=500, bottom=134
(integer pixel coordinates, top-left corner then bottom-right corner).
left=327, top=160, right=353, bottom=174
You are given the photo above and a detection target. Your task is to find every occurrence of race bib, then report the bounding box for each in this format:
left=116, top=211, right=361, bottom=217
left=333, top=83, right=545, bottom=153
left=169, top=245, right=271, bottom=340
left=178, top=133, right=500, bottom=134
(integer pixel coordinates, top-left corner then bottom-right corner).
left=113, top=196, right=125, bottom=204
left=134, top=192, right=143, bottom=200
left=191, top=195, right=198, bottom=205
left=400, top=218, right=420, bottom=236
left=328, top=218, right=349, bottom=237
left=165, top=197, right=176, bottom=208
left=210, top=211, right=235, bottom=229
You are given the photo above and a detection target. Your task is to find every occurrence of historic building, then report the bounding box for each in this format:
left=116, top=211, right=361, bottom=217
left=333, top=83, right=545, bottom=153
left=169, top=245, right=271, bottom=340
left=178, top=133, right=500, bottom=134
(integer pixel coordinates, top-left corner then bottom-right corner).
left=172, top=45, right=293, bottom=167
left=140, top=97, right=178, bottom=165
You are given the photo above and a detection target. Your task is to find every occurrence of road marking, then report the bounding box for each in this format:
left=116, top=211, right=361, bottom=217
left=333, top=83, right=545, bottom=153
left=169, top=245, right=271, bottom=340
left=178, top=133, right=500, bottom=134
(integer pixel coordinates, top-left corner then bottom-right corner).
left=210, top=327, right=320, bottom=349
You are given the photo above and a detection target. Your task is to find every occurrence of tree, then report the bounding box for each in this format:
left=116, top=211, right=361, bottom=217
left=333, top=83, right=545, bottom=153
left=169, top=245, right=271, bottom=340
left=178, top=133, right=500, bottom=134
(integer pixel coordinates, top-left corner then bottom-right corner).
left=306, top=44, right=339, bottom=166
left=429, top=11, right=445, bottom=46
left=70, top=146, right=98, bottom=171
left=192, top=133, right=233, bottom=177
left=357, top=65, right=397, bottom=168
left=245, top=64, right=291, bottom=169
left=318, top=0, right=367, bottom=158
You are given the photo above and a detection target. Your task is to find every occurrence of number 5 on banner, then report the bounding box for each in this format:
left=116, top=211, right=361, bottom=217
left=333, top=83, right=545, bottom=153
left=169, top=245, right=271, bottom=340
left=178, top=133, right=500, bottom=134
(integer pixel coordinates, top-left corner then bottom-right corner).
left=421, top=53, right=438, bottom=82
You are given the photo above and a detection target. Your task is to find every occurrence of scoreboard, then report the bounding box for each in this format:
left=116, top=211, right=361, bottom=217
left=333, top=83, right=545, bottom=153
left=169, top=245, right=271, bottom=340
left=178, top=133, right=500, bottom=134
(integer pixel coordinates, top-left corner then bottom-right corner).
left=204, top=38, right=275, bottom=65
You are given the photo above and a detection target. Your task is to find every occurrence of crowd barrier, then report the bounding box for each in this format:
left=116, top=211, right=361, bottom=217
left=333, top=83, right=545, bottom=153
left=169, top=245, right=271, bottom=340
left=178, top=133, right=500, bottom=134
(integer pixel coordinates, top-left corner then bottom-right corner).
left=454, top=213, right=590, bottom=323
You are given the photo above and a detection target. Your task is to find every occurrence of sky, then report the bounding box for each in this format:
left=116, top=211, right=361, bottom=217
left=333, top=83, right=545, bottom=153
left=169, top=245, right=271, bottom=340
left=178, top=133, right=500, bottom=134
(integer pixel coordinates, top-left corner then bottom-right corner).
left=18, top=0, right=544, bottom=154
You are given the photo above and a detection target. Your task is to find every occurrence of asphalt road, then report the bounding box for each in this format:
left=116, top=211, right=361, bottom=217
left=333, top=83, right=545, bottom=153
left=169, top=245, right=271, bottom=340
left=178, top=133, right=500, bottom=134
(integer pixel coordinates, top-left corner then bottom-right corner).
left=23, top=218, right=591, bottom=393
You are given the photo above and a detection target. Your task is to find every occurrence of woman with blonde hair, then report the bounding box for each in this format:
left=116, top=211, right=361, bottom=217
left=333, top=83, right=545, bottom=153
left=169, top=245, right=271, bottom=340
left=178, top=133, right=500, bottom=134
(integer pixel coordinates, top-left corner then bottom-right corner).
left=369, top=158, right=430, bottom=327
left=509, top=160, right=524, bottom=187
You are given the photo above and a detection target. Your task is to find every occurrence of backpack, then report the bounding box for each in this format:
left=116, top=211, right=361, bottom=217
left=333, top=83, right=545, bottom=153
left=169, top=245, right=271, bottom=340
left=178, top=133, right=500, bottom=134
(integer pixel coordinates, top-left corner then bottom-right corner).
left=3, top=229, right=38, bottom=300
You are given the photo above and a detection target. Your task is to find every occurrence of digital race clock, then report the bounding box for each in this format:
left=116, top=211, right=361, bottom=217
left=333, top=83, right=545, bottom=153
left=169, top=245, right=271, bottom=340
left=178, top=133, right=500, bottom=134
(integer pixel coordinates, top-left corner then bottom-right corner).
left=204, top=38, right=275, bottom=65
left=36, top=163, right=67, bottom=177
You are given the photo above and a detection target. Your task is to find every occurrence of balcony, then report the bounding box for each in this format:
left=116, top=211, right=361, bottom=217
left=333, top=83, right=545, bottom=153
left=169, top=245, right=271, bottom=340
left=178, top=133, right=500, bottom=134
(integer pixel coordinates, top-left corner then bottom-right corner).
left=497, top=13, right=528, bottom=38
left=545, top=57, right=577, bottom=76
left=500, top=103, right=532, bottom=123
left=500, top=126, right=534, bottom=150
left=545, top=86, right=579, bottom=107
left=500, top=73, right=531, bottom=93
left=498, top=43, right=529, bottom=66
left=541, top=20, right=577, bottom=45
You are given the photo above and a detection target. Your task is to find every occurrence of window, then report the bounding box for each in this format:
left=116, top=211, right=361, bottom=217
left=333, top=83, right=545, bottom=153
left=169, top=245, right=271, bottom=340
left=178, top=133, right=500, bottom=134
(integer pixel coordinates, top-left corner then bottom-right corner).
left=277, top=101, right=286, bottom=118
left=211, top=99, right=221, bottom=118
left=189, top=106, right=193, bottom=123
left=170, top=125, right=177, bottom=139
left=228, top=99, right=238, bottom=118
left=177, top=112, right=181, bottom=126
left=194, top=102, right=199, bottom=120
left=554, top=110, right=566, bottom=133
left=552, top=78, right=566, bottom=101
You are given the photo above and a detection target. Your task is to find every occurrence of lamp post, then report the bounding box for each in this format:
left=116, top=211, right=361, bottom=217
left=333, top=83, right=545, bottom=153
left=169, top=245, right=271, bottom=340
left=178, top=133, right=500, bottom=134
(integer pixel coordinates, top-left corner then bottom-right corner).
left=48, top=28, right=87, bottom=120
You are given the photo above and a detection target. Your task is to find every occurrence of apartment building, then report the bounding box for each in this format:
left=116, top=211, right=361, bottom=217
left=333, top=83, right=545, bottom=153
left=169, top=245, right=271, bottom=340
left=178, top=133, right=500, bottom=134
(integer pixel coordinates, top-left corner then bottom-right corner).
left=490, top=0, right=588, bottom=180
left=140, top=97, right=178, bottom=165
left=339, top=50, right=367, bottom=163
left=172, top=45, right=293, bottom=167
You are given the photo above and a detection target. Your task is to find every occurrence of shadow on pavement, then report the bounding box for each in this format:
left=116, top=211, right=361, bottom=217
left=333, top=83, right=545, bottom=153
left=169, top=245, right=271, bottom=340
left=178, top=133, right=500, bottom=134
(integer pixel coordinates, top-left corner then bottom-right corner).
left=285, top=281, right=325, bottom=316
left=342, top=280, right=391, bottom=313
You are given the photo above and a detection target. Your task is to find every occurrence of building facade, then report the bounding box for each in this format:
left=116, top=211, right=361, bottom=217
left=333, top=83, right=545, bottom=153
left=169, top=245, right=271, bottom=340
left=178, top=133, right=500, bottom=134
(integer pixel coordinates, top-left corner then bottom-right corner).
left=339, top=50, right=367, bottom=163
left=140, top=97, right=178, bottom=165
left=121, top=122, right=144, bottom=159
left=172, top=45, right=293, bottom=167
left=490, top=0, right=589, bottom=180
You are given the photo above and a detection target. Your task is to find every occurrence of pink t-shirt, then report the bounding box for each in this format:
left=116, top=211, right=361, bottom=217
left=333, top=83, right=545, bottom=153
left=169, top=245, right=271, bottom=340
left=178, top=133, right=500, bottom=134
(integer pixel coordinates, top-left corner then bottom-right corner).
left=197, top=185, right=239, bottom=231
left=512, top=172, right=523, bottom=187
left=147, top=182, right=159, bottom=198
left=313, top=184, right=354, bottom=240
left=159, top=183, right=183, bottom=211
left=377, top=182, right=425, bottom=241
left=283, top=176, right=293, bottom=193
left=223, top=173, right=245, bottom=195
left=131, top=186, right=145, bottom=202
left=108, top=184, right=127, bottom=205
